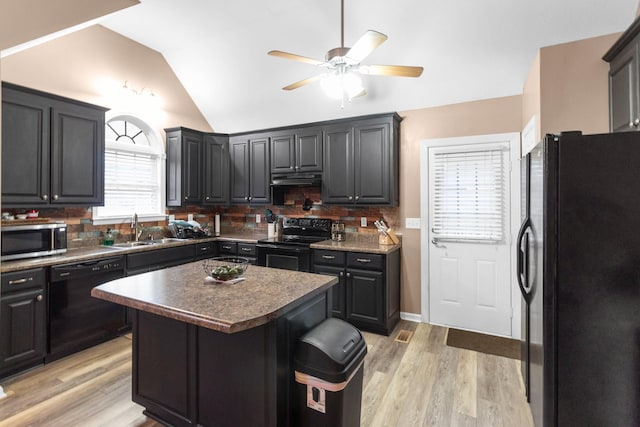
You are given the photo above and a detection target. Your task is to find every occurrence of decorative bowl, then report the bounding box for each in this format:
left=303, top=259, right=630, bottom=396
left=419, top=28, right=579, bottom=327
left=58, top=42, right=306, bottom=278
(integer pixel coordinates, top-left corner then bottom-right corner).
left=203, top=257, right=249, bottom=281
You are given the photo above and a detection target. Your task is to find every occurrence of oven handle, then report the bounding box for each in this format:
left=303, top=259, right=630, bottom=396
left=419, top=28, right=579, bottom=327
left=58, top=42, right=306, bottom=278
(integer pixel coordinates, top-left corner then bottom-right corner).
left=256, top=244, right=309, bottom=253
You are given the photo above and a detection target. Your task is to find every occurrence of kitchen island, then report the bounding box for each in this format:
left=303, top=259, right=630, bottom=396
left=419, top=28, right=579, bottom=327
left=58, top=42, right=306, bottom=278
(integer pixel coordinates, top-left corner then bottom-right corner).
left=92, top=261, right=337, bottom=427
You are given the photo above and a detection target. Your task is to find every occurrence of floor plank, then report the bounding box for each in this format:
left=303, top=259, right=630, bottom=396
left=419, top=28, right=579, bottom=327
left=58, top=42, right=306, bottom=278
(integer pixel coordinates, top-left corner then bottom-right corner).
left=0, top=321, right=533, bottom=427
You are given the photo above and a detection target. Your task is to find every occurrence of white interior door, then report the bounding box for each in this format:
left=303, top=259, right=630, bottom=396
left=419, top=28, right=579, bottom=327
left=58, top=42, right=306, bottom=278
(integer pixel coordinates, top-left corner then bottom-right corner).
left=420, top=133, right=521, bottom=338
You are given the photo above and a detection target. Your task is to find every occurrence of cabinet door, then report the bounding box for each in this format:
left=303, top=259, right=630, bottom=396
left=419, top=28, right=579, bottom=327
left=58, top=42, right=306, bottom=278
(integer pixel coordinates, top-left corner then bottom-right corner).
left=354, top=119, right=391, bottom=204
left=0, top=288, right=46, bottom=374
left=313, top=264, right=345, bottom=318
left=166, top=131, right=183, bottom=207
left=203, top=134, right=229, bottom=204
left=346, top=268, right=385, bottom=326
left=230, top=139, right=250, bottom=203
left=50, top=101, right=105, bottom=205
left=1, top=87, right=51, bottom=206
left=270, top=133, right=295, bottom=173
left=322, top=124, right=353, bottom=203
left=182, top=132, right=203, bottom=204
left=249, top=136, right=270, bottom=203
left=296, top=126, right=323, bottom=172
left=609, top=43, right=639, bottom=132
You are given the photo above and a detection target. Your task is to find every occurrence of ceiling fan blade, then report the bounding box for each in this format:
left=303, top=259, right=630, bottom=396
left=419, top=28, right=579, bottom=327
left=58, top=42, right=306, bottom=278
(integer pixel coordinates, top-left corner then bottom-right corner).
left=345, top=30, right=388, bottom=62
left=268, top=50, right=324, bottom=66
left=282, top=75, right=323, bottom=90
left=361, top=64, right=424, bottom=77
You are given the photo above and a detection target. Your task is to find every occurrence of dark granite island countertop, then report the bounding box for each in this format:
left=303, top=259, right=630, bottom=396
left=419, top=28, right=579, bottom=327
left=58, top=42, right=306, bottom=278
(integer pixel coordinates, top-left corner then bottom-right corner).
left=91, top=261, right=337, bottom=427
left=92, top=262, right=337, bottom=333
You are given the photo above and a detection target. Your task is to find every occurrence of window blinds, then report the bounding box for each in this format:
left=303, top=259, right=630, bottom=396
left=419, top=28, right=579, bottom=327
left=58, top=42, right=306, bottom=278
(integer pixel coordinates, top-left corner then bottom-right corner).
left=432, top=148, right=506, bottom=242
left=98, top=149, right=160, bottom=217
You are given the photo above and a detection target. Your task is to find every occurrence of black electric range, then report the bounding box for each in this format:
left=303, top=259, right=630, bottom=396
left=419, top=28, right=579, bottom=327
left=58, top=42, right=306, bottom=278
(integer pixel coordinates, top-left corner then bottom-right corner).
left=256, top=218, right=331, bottom=271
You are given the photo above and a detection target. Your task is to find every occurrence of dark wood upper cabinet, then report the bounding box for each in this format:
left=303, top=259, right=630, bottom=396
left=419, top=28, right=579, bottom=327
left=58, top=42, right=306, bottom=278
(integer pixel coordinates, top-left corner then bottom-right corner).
left=322, top=113, right=399, bottom=206
left=166, top=127, right=203, bottom=206
left=1, top=82, right=106, bottom=207
left=230, top=134, right=270, bottom=204
left=604, top=16, right=640, bottom=132
left=270, top=126, right=322, bottom=174
left=203, top=134, right=229, bottom=204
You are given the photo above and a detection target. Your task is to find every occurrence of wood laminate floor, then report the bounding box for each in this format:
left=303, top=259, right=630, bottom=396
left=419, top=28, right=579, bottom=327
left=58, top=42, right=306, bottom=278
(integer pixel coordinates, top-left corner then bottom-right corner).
left=0, top=321, right=533, bottom=427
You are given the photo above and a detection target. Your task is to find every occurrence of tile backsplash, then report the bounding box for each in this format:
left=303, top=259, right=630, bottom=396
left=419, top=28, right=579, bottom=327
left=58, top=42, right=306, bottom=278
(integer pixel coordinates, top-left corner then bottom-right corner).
left=3, top=188, right=399, bottom=248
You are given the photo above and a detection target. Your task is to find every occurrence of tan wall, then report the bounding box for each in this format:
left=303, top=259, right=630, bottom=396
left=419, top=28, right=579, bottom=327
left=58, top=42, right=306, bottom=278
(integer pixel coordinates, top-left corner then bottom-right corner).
left=1, top=25, right=212, bottom=137
left=539, top=33, right=620, bottom=135
left=522, top=51, right=542, bottom=142
left=397, top=96, right=523, bottom=314
left=0, top=0, right=138, bottom=51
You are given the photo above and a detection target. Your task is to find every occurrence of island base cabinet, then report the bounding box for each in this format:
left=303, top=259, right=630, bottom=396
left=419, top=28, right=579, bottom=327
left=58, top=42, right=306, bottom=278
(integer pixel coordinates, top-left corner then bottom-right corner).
left=131, top=292, right=330, bottom=427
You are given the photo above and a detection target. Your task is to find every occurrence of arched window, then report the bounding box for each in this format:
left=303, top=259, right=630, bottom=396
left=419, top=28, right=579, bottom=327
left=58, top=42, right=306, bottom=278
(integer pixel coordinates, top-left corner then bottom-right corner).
left=93, top=114, right=166, bottom=223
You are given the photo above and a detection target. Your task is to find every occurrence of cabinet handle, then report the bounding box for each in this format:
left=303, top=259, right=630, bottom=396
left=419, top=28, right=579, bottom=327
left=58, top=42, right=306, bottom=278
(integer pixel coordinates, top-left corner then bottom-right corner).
left=222, top=245, right=232, bottom=250
left=240, top=247, right=252, bottom=252
left=9, top=277, right=32, bottom=285
left=36, top=294, right=43, bottom=302
left=42, top=194, right=49, bottom=201
left=356, top=258, right=372, bottom=263
left=52, top=194, right=59, bottom=200
left=355, top=196, right=360, bottom=201
left=348, top=196, right=353, bottom=201
left=200, top=247, right=209, bottom=251
left=322, top=255, right=335, bottom=260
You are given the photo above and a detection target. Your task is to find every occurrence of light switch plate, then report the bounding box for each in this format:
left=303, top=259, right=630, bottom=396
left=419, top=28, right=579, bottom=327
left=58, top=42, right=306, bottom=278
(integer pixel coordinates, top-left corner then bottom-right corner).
left=405, top=218, right=421, bottom=229
left=361, top=217, right=367, bottom=227
left=256, top=214, right=261, bottom=223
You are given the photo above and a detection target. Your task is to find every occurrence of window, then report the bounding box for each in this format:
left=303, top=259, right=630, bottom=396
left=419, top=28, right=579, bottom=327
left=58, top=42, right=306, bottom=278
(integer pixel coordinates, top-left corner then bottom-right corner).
left=93, top=115, right=165, bottom=224
left=431, top=147, right=506, bottom=242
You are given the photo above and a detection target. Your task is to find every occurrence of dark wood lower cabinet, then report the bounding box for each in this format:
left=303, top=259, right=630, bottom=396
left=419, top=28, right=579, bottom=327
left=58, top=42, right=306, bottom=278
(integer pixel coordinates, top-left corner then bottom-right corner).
left=131, top=292, right=329, bottom=427
left=313, top=249, right=400, bottom=335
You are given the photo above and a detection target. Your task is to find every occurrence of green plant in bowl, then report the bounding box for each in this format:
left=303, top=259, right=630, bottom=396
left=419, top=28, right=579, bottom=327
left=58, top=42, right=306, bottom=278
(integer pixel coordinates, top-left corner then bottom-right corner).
left=203, top=257, right=249, bottom=281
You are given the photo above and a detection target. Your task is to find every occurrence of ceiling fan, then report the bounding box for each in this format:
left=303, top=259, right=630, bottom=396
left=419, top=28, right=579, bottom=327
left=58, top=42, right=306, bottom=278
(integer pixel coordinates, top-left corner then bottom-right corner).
left=267, top=0, right=423, bottom=101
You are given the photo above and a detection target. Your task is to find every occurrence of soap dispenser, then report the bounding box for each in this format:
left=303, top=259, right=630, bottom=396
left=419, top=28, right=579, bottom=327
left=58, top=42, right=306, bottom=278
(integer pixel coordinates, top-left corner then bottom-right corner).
left=103, top=228, right=114, bottom=246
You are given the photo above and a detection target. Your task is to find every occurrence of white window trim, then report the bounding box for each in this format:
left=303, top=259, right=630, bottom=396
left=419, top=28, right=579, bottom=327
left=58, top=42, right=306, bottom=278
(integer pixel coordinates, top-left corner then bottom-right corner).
left=92, top=113, right=167, bottom=225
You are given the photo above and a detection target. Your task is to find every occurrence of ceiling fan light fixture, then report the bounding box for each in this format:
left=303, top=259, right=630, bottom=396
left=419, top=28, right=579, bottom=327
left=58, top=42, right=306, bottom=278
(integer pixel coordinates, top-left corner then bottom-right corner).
left=320, top=69, right=364, bottom=100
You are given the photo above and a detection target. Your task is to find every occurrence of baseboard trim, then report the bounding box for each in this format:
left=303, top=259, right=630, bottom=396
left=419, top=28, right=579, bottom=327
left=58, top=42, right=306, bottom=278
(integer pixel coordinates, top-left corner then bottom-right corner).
left=400, top=312, right=422, bottom=323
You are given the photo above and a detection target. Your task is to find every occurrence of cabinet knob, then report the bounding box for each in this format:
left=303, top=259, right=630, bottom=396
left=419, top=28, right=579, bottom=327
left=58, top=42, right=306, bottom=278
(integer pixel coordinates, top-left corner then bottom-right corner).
left=346, top=272, right=351, bottom=278
left=290, top=166, right=294, bottom=170
left=36, top=294, right=43, bottom=302
left=355, top=196, right=360, bottom=201
left=52, top=194, right=59, bottom=200
left=42, top=194, right=49, bottom=201
left=339, top=271, right=344, bottom=277
left=184, top=196, right=188, bottom=200
left=294, top=165, right=299, bottom=170
left=635, top=118, right=640, bottom=126
left=245, top=196, right=249, bottom=201
left=248, top=196, right=252, bottom=201
left=206, top=196, right=210, bottom=200
left=348, top=196, right=353, bottom=201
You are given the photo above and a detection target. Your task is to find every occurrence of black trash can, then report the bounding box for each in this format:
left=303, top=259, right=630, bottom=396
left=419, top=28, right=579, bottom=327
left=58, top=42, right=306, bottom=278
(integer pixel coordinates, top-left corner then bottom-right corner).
left=294, top=318, right=367, bottom=427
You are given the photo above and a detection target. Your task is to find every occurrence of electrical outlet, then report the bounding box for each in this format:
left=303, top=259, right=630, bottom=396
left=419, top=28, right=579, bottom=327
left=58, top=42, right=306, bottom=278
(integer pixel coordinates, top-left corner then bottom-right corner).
left=361, top=217, right=367, bottom=227
left=187, top=213, right=194, bottom=222
left=256, top=214, right=261, bottom=223
left=405, top=218, right=421, bottom=229
left=168, top=214, right=176, bottom=222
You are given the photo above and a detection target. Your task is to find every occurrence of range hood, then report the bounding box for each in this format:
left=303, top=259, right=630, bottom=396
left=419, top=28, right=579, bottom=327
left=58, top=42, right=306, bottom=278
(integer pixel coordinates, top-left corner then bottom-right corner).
left=270, top=173, right=322, bottom=187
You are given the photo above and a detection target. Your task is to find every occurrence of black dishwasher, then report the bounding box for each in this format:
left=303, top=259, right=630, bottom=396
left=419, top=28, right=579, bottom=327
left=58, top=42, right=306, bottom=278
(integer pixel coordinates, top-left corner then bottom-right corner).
left=48, top=256, right=126, bottom=362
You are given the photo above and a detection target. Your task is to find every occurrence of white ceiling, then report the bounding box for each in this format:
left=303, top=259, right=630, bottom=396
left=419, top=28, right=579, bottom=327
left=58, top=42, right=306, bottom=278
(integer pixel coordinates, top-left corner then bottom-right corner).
left=100, top=0, right=638, bottom=133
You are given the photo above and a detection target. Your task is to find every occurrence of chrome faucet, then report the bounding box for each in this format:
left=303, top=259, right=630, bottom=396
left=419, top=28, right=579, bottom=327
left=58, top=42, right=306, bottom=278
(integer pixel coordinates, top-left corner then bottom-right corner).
left=132, top=213, right=144, bottom=241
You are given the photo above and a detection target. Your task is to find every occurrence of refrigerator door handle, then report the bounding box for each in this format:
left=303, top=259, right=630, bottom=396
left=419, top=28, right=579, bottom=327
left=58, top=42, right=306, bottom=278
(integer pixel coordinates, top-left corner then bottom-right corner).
left=516, top=217, right=532, bottom=302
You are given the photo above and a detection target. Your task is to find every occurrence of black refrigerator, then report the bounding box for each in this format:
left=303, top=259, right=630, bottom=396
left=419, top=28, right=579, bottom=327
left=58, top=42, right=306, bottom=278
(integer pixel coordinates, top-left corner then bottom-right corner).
left=518, top=131, right=640, bottom=426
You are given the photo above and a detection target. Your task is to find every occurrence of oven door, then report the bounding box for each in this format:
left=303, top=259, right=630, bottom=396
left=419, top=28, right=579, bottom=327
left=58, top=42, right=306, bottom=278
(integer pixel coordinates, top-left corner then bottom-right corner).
left=256, top=244, right=310, bottom=272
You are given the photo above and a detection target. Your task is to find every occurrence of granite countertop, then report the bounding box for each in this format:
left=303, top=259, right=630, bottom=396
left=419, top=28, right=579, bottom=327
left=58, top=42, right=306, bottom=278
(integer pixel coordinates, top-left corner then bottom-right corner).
left=310, top=237, right=401, bottom=254
left=92, top=262, right=337, bottom=334
left=0, top=232, right=267, bottom=273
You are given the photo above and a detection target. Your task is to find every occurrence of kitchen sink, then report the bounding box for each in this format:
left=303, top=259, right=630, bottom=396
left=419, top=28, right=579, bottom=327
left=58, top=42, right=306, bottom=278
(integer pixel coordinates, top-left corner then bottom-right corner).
left=110, top=241, right=156, bottom=248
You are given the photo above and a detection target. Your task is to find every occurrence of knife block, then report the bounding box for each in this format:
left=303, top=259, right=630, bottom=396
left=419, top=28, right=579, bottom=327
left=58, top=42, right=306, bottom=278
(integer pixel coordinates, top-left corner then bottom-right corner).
left=378, top=234, right=394, bottom=245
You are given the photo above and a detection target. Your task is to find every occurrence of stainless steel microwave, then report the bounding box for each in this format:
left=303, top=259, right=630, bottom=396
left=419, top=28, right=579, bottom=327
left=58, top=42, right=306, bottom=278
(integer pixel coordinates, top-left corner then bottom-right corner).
left=1, top=223, right=67, bottom=261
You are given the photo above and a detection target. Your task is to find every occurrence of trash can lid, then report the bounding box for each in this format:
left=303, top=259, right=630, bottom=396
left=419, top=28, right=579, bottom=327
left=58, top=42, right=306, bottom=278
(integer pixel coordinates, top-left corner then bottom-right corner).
left=294, top=318, right=367, bottom=383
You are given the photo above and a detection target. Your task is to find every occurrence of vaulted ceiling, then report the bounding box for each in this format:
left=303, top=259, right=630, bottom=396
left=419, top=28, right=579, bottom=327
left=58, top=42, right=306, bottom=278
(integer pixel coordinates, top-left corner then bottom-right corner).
left=100, top=0, right=639, bottom=133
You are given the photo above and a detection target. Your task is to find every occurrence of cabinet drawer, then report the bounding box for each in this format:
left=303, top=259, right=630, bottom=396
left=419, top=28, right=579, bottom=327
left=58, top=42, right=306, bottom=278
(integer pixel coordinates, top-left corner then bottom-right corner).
left=237, top=243, right=256, bottom=257
left=347, top=252, right=384, bottom=270
left=313, top=250, right=345, bottom=266
left=196, top=242, right=217, bottom=260
left=1, top=268, right=46, bottom=293
left=218, top=241, right=238, bottom=255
